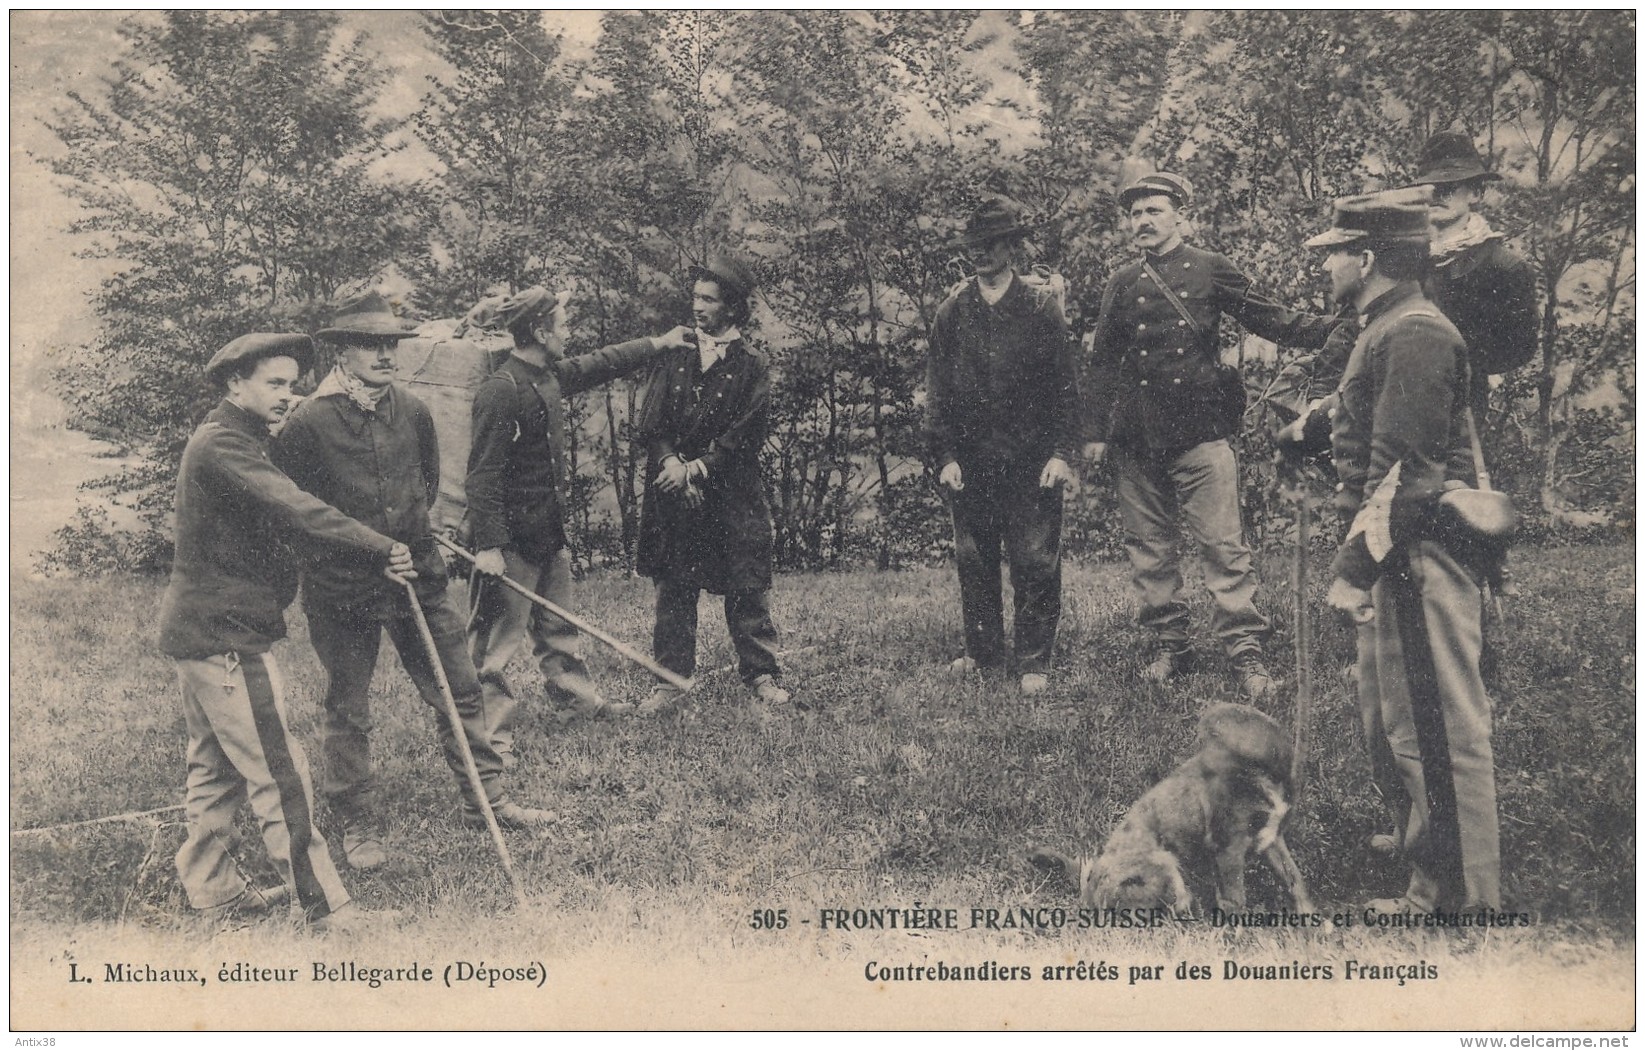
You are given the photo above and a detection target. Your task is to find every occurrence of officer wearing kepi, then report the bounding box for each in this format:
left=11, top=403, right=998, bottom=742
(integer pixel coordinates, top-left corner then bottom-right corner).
left=1083, top=172, right=1342, bottom=698
left=1296, top=187, right=1505, bottom=914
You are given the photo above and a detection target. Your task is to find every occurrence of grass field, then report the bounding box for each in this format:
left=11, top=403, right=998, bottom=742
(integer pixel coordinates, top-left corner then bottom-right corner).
left=8, top=542, right=1636, bottom=1030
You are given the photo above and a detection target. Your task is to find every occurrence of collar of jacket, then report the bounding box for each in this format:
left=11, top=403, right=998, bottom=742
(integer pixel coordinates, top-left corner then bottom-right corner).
left=209, top=398, right=272, bottom=441
left=962, top=272, right=1035, bottom=313
left=310, top=371, right=400, bottom=433
left=1142, top=240, right=1191, bottom=267
left=1358, top=281, right=1425, bottom=328
left=502, top=353, right=549, bottom=381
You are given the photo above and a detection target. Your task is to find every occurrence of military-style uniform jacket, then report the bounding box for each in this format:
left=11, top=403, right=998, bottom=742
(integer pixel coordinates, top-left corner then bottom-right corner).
left=273, top=380, right=448, bottom=616
left=1329, top=282, right=1476, bottom=589
left=465, top=338, right=666, bottom=564
left=923, top=273, right=1077, bottom=471
left=634, top=338, right=773, bottom=594
left=1426, top=236, right=1538, bottom=414
left=1085, top=242, right=1337, bottom=451
left=159, top=399, right=394, bottom=659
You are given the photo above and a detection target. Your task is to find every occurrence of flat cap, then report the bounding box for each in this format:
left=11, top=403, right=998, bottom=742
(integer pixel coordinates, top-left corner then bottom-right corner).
left=688, top=252, right=757, bottom=302
left=205, top=333, right=314, bottom=384
left=317, top=291, right=417, bottom=342
left=1305, top=186, right=1435, bottom=250
left=1118, top=172, right=1194, bottom=209
left=493, top=285, right=560, bottom=331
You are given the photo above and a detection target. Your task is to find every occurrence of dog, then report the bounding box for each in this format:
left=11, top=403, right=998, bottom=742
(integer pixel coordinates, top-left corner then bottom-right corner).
left=1030, top=702, right=1313, bottom=916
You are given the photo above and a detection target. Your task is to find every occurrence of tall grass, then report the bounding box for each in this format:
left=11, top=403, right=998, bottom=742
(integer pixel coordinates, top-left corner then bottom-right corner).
left=8, top=544, right=1635, bottom=1027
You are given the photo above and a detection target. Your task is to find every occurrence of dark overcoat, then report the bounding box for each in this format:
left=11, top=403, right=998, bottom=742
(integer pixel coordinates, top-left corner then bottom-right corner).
left=634, top=339, right=773, bottom=594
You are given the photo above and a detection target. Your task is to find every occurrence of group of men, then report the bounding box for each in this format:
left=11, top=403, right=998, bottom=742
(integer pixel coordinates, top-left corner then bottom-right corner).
left=156, top=127, right=1529, bottom=930
left=927, top=131, right=1531, bottom=916
left=158, top=258, right=781, bottom=931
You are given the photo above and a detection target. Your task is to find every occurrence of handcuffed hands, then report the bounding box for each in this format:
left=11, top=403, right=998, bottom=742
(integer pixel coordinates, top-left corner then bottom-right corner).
left=1039, top=456, right=1078, bottom=494
left=656, top=455, right=691, bottom=493
left=1082, top=441, right=1108, bottom=465
left=1326, top=577, right=1374, bottom=624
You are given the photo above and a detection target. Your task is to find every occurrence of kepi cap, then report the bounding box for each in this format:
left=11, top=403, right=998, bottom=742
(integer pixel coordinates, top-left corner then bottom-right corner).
left=1305, top=186, right=1435, bottom=250
left=1406, top=131, right=1502, bottom=188
left=317, top=291, right=417, bottom=343
left=1118, top=172, right=1194, bottom=210
left=205, top=333, right=314, bottom=385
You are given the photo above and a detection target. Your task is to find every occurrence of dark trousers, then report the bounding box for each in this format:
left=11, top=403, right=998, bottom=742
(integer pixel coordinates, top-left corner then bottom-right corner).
left=306, top=595, right=507, bottom=816
left=652, top=577, right=781, bottom=685
left=947, top=462, right=1063, bottom=673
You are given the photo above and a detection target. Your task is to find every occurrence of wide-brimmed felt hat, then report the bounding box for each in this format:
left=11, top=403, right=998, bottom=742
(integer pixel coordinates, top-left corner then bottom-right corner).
left=1406, top=131, right=1502, bottom=188
left=205, top=332, right=314, bottom=385
left=1305, top=186, right=1435, bottom=250
left=950, top=197, right=1036, bottom=248
left=688, top=252, right=757, bottom=302
left=1118, top=171, right=1194, bottom=210
left=317, top=291, right=417, bottom=343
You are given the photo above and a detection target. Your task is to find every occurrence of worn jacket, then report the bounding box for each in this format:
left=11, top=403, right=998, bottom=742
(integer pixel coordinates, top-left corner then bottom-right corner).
left=924, top=273, right=1077, bottom=471
left=634, top=338, right=773, bottom=593
left=1085, top=242, right=1338, bottom=451
left=159, top=399, right=394, bottom=659
left=1426, top=236, right=1538, bottom=416
left=1329, top=282, right=1476, bottom=589
left=272, top=380, right=448, bottom=615
left=466, top=337, right=667, bottom=563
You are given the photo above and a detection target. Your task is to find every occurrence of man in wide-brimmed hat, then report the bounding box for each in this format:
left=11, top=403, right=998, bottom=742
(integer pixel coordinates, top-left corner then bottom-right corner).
left=464, top=286, right=693, bottom=760
left=160, top=331, right=411, bottom=932
left=1296, top=187, right=1503, bottom=917
left=633, top=251, right=792, bottom=714
left=274, top=292, right=556, bottom=871
left=1082, top=170, right=1343, bottom=699
left=924, top=193, right=1079, bottom=697
left=1407, top=131, right=1536, bottom=596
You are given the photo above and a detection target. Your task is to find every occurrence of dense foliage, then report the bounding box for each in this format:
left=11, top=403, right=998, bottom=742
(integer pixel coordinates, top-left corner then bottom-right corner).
left=39, top=10, right=1635, bottom=574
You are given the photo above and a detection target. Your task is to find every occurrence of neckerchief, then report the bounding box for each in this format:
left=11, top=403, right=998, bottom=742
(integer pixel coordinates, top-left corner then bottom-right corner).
left=1432, top=212, right=1502, bottom=264
left=321, top=363, right=388, bottom=414
left=697, top=326, right=741, bottom=372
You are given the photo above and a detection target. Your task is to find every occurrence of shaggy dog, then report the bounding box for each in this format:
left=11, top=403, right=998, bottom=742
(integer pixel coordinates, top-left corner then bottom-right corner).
left=1030, top=703, right=1313, bottom=916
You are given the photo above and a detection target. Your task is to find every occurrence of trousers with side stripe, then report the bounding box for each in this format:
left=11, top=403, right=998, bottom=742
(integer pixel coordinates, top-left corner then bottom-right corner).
left=173, top=651, right=349, bottom=919
left=1357, top=540, right=1501, bottom=910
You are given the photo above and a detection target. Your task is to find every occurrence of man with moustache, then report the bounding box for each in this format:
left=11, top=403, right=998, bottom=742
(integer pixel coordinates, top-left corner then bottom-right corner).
left=1083, top=172, right=1341, bottom=698
left=160, top=332, right=410, bottom=931
left=464, top=285, right=693, bottom=762
left=1297, top=187, right=1502, bottom=914
left=925, top=196, right=1080, bottom=696
left=274, top=292, right=554, bottom=873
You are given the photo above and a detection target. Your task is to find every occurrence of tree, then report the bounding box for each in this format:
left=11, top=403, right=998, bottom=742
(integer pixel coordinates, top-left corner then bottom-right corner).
left=42, top=11, right=421, bottom=571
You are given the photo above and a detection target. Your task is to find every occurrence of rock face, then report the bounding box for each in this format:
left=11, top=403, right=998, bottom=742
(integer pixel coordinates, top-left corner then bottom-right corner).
left=396, top=318, right=512, bottom=534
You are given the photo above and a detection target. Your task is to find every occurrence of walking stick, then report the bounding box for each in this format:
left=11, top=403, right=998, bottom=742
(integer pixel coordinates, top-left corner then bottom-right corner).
left=1290, top=488, right=1314, bottom=806
left=437, top=535, right=693, bottom=692
left=393, top=574, right=527, bottom=910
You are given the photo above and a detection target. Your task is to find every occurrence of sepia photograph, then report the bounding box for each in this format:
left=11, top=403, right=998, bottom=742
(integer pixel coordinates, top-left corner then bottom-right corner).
left=9, top=9, right=1636, bottom=1034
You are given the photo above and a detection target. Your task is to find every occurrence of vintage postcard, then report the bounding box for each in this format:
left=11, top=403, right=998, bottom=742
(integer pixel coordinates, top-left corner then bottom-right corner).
left=10, top=10, right=1634, bottom=1034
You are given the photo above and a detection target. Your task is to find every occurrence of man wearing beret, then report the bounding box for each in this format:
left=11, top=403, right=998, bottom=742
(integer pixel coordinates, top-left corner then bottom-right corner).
left=634, top=253, right=789, bottom=713
left=925, top=196, right=1079, bottom=696
left=1299, top=188, right=1501, bottom=914
left=1083, top=172, right=1341, bottom=698
left=465, top=285, right=693, bottom=762
left=159, top=333, right=411, bottom=931
left=274, top=292, right=554, bottom=872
